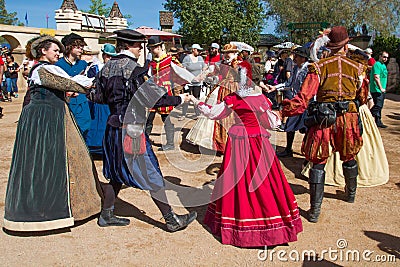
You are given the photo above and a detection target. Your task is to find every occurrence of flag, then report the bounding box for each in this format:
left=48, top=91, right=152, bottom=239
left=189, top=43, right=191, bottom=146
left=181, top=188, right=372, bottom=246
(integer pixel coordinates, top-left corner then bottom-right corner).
left=24, top=12, right=28, bottom=26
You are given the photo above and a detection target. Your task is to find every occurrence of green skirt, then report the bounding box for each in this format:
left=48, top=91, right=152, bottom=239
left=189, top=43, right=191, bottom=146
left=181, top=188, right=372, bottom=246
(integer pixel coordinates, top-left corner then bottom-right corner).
left=4, top=88, right=102, bottom=231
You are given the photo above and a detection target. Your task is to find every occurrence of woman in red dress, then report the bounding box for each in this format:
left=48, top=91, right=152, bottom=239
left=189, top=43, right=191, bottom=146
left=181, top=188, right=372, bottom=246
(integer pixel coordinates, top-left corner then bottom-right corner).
left=190, top=78, right=302, bottom=247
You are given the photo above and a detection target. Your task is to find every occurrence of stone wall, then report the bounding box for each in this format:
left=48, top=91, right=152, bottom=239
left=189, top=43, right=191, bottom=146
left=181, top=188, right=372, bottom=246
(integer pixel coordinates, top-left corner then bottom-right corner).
left=387, top=58, right=400, bottom=93
left=0, top=24, right=103, bottom=91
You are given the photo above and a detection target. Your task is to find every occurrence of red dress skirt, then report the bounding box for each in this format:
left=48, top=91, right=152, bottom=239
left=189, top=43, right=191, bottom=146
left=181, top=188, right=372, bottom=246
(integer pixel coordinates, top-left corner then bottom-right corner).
left=203, top=94, right=303, bottom=247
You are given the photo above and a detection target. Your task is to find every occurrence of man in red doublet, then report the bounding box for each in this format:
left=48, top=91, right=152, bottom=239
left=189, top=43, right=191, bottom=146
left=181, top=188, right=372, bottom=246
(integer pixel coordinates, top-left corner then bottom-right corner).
left=281, top=26, right=368, bottom=223
left=146, top=36, right=183, bottom=151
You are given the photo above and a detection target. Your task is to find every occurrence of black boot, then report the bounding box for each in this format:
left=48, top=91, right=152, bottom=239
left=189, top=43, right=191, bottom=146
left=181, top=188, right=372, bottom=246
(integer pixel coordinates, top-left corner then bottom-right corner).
left=374, top=116, right=387, bottom=128
left=159, top=123, right=175, bottom=151
left=308, top=168, right=325, bottom=223
left=97, top=206, right=130, bottom=227
left=277, top=132, right=295, bottom=158
left=277, top=149, right=293, bottom=158
left=164, top=210, right=197, bottom=232
left=343, top=161, right=358, bottom=203
left=377, top=119, right=388, bottom=128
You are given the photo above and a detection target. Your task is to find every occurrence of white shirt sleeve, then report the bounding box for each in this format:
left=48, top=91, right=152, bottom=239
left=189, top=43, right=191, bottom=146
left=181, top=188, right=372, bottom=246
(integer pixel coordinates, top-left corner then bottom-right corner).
left=198, top=102, right=228, bottom=120
left=30, top=64, right=94, bottom=87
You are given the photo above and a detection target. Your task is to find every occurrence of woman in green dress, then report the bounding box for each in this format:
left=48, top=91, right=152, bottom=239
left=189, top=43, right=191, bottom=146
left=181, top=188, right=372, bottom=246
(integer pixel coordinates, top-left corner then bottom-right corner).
left=4, top=35, right=105, bottom=232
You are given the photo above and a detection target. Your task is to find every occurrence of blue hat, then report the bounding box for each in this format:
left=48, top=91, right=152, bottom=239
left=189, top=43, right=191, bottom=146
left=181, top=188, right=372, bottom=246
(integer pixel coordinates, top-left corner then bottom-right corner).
left=266, top=50, right=276, bottom=58
left=101, top=43, right=117, bottom=57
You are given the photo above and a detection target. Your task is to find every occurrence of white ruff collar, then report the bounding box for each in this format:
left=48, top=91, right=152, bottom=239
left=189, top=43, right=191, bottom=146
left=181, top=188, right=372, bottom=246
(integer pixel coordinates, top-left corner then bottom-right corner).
left=119, top=50, right=137, bottom=59
left=235, top=65, right=255, bottom=98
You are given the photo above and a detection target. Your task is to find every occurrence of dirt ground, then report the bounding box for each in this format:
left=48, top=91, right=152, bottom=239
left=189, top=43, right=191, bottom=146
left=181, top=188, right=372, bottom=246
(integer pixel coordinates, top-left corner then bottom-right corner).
left=0, top=92, right=399, bottom=267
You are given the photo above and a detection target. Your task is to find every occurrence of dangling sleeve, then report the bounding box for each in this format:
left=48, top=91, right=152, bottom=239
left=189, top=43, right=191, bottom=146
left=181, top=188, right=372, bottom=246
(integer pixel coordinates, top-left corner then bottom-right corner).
left=34, top=65, right=93, bottom=93
left=258, top=97, right=281, bottom=129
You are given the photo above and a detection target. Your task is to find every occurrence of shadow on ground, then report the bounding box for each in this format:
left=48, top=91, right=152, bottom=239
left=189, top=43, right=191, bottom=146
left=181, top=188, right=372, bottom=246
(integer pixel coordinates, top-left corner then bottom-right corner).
left=302, top=258, right=343, bottom=267
left=364, top=231, right=400, bottom=259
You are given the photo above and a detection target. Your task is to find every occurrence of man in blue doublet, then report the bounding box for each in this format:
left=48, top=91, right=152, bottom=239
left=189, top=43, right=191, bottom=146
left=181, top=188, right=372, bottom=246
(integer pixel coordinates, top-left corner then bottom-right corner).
left=56, top=33, right=91, bottom=140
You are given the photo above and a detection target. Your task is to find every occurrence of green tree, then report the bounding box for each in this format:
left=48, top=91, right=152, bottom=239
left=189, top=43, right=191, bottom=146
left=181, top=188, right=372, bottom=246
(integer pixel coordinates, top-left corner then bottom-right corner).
left=372, top=35, right=400, bottom=64
left=124, top=14, right=133, bottom=27
left=164, top=0, right=266, bottom=46
left=82, top=0, right=111, bottom=16
left=0, top=0, right=18, bottom=25
left=263, top=0, right=400, bottom=41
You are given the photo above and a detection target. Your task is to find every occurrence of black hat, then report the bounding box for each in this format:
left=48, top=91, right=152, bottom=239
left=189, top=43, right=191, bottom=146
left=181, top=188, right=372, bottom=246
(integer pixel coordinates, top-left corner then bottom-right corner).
left=292, top=46, right=310, bottom=59
left=169, top=47, right=178, bottom=55
left=147, top=36, right=163, bottom=47
left=114, top=29, right=147, bottom=43
left=61, top=33, right=86, bottom=46
left=353, top=49, right=368, bottom=60
left=278, top=49, right=289, bottom=56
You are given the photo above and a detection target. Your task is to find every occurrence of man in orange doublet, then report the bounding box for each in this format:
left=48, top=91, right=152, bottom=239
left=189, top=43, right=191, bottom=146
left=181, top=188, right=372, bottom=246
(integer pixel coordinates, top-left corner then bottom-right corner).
left=282, top=26, right=368, bottom=223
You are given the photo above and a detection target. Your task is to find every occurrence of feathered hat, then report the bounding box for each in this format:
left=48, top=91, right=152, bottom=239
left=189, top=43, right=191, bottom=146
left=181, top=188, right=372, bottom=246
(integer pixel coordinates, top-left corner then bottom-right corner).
left=310, top=28, right=331, bottom=62
left=31, top=35, right=64, bottom=58
left=326, top=26, right=350, bottom=50
left=221, top=44, right=239, bottom=53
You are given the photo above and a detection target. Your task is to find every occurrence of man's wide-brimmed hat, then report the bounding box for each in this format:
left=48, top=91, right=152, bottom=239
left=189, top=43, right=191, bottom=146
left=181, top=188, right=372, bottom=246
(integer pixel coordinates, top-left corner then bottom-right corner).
left=292, top=46, right=310, bottom=59
left=169, top=47, right=178, bottom=55
left=114, top=29, right=147, bottom=43
left=352, top=49, right=369, bottom=61
left=147, top=36, right=164, bottom=47
left=61, top=33, right=86, bottom=47
left=31, top=35, right=65, bottom=58
left=101, top=43, right=117, bottom=56
left=221, top=44, right=239, bottom=53
left=326, top=26, right=350, bottom=50
left=278, top=49, right=289, bottom=56
left=83, top=46, right=98, bottom=55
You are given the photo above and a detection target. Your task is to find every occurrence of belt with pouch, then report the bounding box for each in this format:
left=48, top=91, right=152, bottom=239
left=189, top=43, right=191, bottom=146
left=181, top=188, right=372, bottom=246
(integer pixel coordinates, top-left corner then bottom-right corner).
left=304, top=100, right=359, bottom=128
